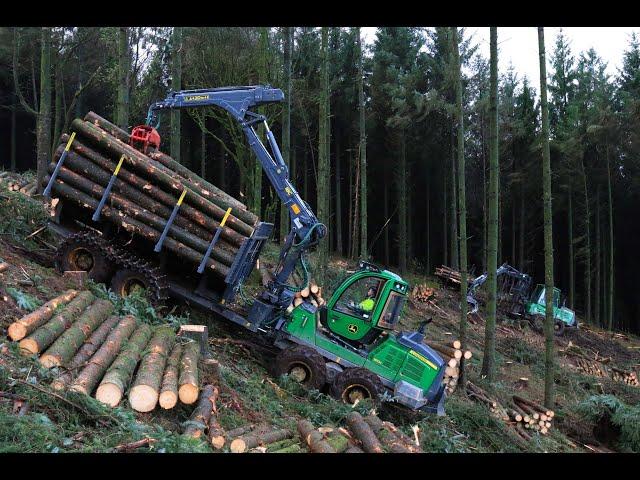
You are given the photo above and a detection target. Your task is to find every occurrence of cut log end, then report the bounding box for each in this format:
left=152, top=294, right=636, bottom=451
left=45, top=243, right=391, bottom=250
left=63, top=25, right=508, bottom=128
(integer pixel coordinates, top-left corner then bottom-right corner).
left=178, top=384, right=199, bottom=405
left=230, top=438, right=247, bottom=453
left=129, top=384, right=159, bottom=412
left=18, top=338, right=38, bottom=356
left=96, top=383, right=123, bottom=407
left=210, top=436, right=225, bottom=449
left=39, top=354, right=61, bottom=368
left=159, top=391, right=178, bottom=410
left=8, top=323, right=27, bottom=342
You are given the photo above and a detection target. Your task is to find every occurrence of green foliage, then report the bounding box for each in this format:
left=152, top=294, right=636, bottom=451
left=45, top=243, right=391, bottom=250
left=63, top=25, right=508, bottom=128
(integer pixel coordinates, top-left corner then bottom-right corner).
left=573, top=394, right=640, bottom=452
left=6, top=287, right=42, bottom=311
left=0, top=181, right=54, bottom=250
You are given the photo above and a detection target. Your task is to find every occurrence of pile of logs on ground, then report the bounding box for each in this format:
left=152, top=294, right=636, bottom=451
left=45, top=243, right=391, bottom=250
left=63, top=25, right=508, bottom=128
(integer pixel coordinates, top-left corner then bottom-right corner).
left=466, top=381, right=555, bottom=441
left=5, top=289, right=205, bottom=412
left=434, top=265, right=472, bottom=288
left=0, top=172, right=38, bottom=198
left=44, top=112, right=261, bottom=278
left=426, top=339, right=472, bottom=395
left=561, top=342, right=639, bottom=387
left=510, top=395, right=555, bottom=437
left=410, top=284, right=435, bottom=304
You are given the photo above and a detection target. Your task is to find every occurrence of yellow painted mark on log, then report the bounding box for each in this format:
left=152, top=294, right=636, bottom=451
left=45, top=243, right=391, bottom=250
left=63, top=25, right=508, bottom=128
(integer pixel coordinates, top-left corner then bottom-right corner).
left=220, top=208, right=232, bottom=227
left=291, top=203, right=301, bottom=215
left=177, top=189, right=188, bottom=206
left=113, top=155, right=125, bottom=176
left=64, top=132, right=76, bottom=151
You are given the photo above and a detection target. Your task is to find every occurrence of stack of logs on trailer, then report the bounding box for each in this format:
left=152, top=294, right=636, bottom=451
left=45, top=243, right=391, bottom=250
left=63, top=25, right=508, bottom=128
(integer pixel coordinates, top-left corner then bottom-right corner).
left=44, top=112, right=261, bottom=280
left=6, top=290, right=204, bottom=412
left=426, top=339, right=472, bottom=395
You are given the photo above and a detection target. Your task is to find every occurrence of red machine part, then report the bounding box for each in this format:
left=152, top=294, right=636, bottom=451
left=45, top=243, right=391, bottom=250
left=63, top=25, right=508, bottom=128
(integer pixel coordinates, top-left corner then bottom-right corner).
left=129, top=125, right=161, bottom=154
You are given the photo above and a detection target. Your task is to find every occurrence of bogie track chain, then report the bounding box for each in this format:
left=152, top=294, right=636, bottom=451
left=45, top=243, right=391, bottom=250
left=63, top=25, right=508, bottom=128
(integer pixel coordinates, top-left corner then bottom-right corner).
left=55, top=230, right=169, bottom=303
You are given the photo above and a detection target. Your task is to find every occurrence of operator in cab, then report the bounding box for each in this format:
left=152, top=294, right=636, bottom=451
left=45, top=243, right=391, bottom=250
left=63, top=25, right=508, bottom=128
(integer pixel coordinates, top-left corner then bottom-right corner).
left=348, top=283, right=379, bottom=316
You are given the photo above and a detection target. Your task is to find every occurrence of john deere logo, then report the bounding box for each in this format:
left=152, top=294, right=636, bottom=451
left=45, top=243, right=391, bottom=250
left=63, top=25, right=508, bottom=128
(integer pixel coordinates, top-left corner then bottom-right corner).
left=348, top=324, right=358, bottom=333
left=185, top=95, right=209, bottom=102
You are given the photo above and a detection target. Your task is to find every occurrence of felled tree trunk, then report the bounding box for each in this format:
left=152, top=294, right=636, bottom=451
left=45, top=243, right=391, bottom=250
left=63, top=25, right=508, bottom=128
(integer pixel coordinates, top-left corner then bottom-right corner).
left=178, top=340, right=200, bottom=405
left=159, top=343, right=183, bottom=409
left=230, top=428, right=292, bottom=453
left=182, top=384, right=216, bottom=439
left=84, top=111, right=130, bottom=143
left=297, top=420, right=336, bottom=453
left=39, top=299, right=114, bottom=368
left=45, top=177, right=230, bottom=277
left=8, top=290, right=78, bottom=341
left=69, top=315, right=138, bottom=395
left=51, top=314, right=120, bottom=391
left=58, top=137, right=248, bottom=245
left=96, top=324, right=152, bottom=407
left=128, top=326, right=175, bottom=412
left=363, top=415, right=411, bottom=453
left=19, top=291, right=96, bottom=355
left=345, top=411, right=383, bottom=453
left=207, top=386, right=225, bottom=449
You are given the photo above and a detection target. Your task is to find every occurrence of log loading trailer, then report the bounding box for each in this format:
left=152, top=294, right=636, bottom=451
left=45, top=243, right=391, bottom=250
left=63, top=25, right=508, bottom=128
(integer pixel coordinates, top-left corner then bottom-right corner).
left=44, top=85, right=447, bottom=415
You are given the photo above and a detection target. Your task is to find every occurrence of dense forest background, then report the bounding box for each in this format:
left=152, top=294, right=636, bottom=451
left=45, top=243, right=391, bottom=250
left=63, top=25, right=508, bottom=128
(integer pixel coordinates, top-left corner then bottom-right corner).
left=1, top=27, right=639, bottom=333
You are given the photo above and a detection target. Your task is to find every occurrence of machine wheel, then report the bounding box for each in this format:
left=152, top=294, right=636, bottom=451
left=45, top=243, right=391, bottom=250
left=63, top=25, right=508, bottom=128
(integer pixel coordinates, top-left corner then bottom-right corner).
left=56, top=232, right=113, bottom=283
left=529, top=314, right=544, bottom=334
left=110, top=265, right=167, bottom=305
left=274, top=346, right=327, bottom=391
left=330, top=367, right=384, bottom=406
left=554, top=320, right=566, bottom=336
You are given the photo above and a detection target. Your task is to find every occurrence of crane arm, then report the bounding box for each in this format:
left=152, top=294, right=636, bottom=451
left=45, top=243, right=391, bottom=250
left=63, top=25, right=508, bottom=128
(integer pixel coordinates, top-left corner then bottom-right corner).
left=145, top=85, right=326, bottom=326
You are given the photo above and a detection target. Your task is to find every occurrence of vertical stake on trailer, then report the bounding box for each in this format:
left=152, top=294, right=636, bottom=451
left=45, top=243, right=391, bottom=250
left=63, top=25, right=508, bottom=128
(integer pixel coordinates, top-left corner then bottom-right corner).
left=197, top=208, right=233, bottom=274
left=92, top=154, right=125, bottom=222
left=43, top=132, right=76, bottom=198
left=154, top=188, right=188, bottom=253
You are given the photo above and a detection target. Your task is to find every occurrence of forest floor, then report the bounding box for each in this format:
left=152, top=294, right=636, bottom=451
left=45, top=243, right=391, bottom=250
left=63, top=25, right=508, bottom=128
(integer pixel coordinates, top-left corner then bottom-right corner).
left=1, top=173, right=639, bottom=453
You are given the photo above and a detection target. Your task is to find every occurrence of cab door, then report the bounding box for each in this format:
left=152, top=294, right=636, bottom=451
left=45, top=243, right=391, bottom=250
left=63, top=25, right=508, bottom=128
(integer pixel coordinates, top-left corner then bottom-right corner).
left=326, top=275, right=386, bottom=342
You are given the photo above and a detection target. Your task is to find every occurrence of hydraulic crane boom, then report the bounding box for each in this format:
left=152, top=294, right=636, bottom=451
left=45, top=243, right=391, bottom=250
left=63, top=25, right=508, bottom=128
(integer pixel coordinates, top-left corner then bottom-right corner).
left=144, top=85, right=327, bottom=327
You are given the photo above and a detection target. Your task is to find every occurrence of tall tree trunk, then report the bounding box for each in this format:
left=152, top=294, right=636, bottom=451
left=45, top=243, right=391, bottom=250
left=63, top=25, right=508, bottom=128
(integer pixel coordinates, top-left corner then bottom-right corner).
left=426, top=171, right=431, bottom=273
left=52, top=67, right=62, bottom=156
left=595, top=185, right=601, bottom=327
left=36, top=27, right=52, bottom=195
left=443, top=168, right=448, bottom=266
left=449, top=124, right=459, bottom=269
left=538, top=27, right=555, bottom=408
left=568, top=185, right=574, bottom=309
left=481, top=27, right=499, bottom=385
left=10, top=95, right=17, bottom=172
left=280, top=26, right=292, bottom=243
left=200, top=126, right=206, bottom=179
left=581, top=158, right=591, bottom=324
left=451, top=27, right=468, bottom=382
left=383, top=159, right=389, bottom=265
left=170, top=27, right=182, bottom=163
left=335, top=131, right=343, bottom=255
left=347, top=145, right=353, bottom=258
left=482, top=117, right=487, bottom=272
left=116, top=27, right=130, bottom=130
left=357, top=27, right=368, bottom=260
left=398, top=130, right=408, bottom=275
left=75, top=27, right=87, bottom=118
left=317, top=27, right=330, bottom=277
left=606, top=146, right=614, bottom=330
left=519, top=181, right=525, bottom=270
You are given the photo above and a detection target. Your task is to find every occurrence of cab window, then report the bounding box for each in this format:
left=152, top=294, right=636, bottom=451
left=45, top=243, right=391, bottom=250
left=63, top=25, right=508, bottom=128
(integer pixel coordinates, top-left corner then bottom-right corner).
left=334, top=277, right=383, bottom=320
left=379, top=292, right=405, bottom=329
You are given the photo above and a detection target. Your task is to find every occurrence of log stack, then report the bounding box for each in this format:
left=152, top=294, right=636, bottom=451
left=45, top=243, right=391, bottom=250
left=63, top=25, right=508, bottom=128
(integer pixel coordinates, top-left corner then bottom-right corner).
left=44, top=112, right=261, bottom=278
left=434, top=265, right=473, bottom=288
left=287, top=280, right=327, bottom=313
left=609, top=367, right=639, bottom=386
left=425, top=339, right=472, bottom=395
left=511, top=395, right=555, bottom=436
left=410, top=284, right=435, bottom=304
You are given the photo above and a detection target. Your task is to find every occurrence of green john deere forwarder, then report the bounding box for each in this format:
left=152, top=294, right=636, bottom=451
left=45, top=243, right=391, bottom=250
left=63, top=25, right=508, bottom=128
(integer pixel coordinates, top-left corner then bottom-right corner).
left=46, top=85, right=447, bottom=415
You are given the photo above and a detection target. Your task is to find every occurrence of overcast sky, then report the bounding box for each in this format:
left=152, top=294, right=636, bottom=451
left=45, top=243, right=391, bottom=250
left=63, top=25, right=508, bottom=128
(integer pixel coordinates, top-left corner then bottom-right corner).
left=361, top=27, right=640, bottom=92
